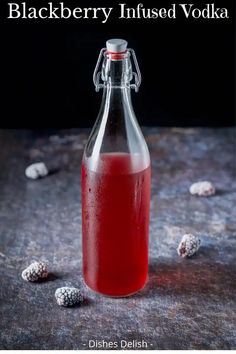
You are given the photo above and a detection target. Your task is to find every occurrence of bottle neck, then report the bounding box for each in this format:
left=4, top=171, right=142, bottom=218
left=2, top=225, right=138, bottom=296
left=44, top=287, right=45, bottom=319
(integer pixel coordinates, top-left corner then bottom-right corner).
left=100, top=56, right=134, bottom=118
left=101, top=85, right=132, bottom=119
left=85, top=49, right=150, bottom=168
left=102, top=55, right=132, bottom=89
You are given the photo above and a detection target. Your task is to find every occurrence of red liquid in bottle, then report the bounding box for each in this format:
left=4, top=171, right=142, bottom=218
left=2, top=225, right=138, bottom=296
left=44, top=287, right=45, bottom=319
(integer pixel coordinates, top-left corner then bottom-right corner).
left=82, top=152, right=151, bottom=297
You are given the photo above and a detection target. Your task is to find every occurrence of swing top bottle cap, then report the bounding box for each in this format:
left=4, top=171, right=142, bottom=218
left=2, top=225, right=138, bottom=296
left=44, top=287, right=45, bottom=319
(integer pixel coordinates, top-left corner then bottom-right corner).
left=106, top=39, right=128, bottom=53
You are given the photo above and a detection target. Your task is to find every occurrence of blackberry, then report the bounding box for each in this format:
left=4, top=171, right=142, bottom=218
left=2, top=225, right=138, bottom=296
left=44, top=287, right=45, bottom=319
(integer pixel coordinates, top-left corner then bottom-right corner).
left=25, top=162, right=48, bottom=179
left=22, top=261, right=48, bottom=282
left=189, top=181, right=215, bottom=196
left=177, top=234, right=201, bottom=258
left=55, top=287, right=84, bottom=307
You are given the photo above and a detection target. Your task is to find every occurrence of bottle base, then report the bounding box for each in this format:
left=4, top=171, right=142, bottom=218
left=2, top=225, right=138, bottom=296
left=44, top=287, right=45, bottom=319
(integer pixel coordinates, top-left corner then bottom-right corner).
left=83, top=277, right=148, bottom=298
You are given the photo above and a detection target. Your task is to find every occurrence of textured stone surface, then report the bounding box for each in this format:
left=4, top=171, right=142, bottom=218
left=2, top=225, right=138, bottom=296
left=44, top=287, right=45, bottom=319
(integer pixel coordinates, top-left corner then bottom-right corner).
left=0, top=128, right=236, bottom=350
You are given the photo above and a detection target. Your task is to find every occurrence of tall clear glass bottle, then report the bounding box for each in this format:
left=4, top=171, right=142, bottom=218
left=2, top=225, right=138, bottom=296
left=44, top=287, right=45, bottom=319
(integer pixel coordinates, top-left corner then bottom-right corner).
left=81, top=39, right=151, bottom=297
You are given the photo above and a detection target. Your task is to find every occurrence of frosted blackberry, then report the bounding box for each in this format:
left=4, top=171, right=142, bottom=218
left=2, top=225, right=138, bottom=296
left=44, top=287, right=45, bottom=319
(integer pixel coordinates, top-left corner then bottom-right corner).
left=22, top=261, right=48, bottom=282
left=177, top=234, right=201, bottom=258
left=55, top=287, right=84, bottom=307
left=25, top=162, right=48, bottom=179
left=189, top=181, right=215, bottom=196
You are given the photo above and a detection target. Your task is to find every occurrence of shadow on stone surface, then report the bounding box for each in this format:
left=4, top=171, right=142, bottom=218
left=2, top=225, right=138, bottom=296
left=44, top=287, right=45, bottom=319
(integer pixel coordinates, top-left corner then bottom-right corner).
left=214, top=188, right=236, bottom=196
left=37, top=272, right=59, bottom=282
left=135, top=256, right=236, bottom=300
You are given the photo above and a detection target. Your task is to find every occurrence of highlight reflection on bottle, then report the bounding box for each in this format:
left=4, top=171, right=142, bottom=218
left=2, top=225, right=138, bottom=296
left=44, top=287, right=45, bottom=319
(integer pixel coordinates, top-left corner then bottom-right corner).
left=82, top=39, right=151, bottom=297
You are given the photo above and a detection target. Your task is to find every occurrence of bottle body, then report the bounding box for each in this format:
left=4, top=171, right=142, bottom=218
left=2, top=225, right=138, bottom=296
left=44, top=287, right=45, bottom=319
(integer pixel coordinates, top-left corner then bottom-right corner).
left=81, top=40, right=151, bottom=296
left=82, top=152, right=150, bottom=296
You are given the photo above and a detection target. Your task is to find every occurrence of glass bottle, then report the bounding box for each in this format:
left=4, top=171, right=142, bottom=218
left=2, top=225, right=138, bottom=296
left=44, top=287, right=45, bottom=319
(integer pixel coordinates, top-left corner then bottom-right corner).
left=81, top=39, right=151, bottom=297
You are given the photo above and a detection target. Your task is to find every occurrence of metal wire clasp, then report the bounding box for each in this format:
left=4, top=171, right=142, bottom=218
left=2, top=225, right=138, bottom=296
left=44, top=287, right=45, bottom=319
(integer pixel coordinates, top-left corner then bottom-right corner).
left=129, top=49, right=142, bottom=92
left=93, top=48, right=142, bottom=92
left=93, top=48, right=106, bottom=92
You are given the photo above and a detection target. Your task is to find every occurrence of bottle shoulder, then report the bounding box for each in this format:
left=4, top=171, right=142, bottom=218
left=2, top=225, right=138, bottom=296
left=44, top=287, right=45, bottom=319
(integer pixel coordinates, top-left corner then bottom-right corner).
left=83, top=86, right=150, bottom=172
left=83, top=152, right=150, bottom=175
